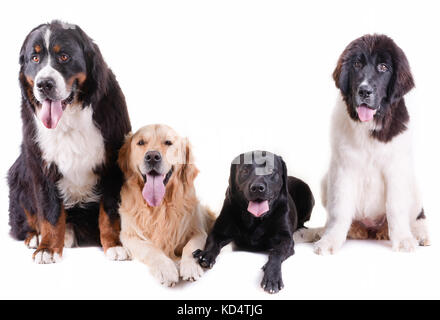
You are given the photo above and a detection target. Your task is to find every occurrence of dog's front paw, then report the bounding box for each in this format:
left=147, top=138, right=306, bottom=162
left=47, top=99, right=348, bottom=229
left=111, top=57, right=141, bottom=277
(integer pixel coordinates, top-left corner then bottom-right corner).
left=150, top=257, right=179, bottom=287
left=105, top=246, right=131, bottom=261
left=192, top=249, right=217, bottom=269
left=33, top=248, right=62, bottom=264
left=314, top=237, right=342, bottom=255
left=25, top=234, right=40, bottom=249
left=180, top=258, right=204, bottom=282
left=392, top=237, right=417, bottom=252
left=261, top=268, right=284, bottom=294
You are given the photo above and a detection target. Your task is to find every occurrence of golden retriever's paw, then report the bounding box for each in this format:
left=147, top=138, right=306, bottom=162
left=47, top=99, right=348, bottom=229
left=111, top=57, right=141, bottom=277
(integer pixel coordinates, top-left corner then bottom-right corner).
left=180, top=258, right=204, bottom=282
left=151, top=258, right=179, bottom=287
left=33, top=249, right=62, bottom=264
left=313, top=237, right=341, bottom=255
left=392, top=237, right=417, bottom=252
left=105, top=246, right=131, bottom=261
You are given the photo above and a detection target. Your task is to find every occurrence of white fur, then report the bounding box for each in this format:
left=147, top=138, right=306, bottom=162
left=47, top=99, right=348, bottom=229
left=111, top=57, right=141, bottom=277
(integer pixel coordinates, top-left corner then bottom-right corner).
left=314, top=94, right=430, bottom=255
left=105, top=246, right=131, bottom=261
left=33, top=250, right=61, bottom=264
left=34, top=104, right=106, bottom=208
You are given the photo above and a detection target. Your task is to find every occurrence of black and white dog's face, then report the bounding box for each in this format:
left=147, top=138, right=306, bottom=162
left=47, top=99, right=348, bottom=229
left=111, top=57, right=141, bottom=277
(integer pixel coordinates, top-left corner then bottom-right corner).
left=19, top=21, right=92, bottom=129
left=333, top=34, right=414, bottom=124
left=349, top=52, right=393, bottom=121
left=230, top=151, right=287, bottom=218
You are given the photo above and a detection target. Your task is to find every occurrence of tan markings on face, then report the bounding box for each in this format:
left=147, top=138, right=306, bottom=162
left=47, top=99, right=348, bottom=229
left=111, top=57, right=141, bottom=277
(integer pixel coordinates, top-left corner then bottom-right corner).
left=67, top=72, right=87, bottom=89
left=34, top=45, right=41, bottom=53
left=26, top=76, right=34, bottom=87
left=130, top=124, right=182, bottom=176
left=53, top=44, right=61, bottom=53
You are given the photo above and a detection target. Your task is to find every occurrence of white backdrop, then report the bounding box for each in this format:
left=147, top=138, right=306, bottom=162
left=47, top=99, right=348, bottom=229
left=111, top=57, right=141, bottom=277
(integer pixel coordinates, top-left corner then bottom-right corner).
left=0, top=0, right=439, bottom=299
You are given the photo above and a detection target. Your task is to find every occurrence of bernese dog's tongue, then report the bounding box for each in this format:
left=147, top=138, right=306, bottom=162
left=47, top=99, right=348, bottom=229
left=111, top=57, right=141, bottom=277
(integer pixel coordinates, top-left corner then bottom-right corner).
left=142, top=174, right=166, bottom=207
left=356, top=105, right=376, bottom=122
left=39, top=100, right=63, bottom=129
left=247, top=200, right=269, bottom=217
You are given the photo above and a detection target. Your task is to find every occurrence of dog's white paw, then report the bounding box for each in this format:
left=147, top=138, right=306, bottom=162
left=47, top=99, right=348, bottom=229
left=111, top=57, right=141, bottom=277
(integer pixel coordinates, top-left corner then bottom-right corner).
left=64, top=224, right=77, bottom=248
left=180, top=258, right=204, bottom=282
left=26, top=235, right=40, bottom=249
left=392, top=237, right=417, bottom=252
left=33, top=249, right=62, bottom=264
left=105, top=246, right=131, bottom=261
left=313, top=237, right=342, bottom=255
left=151, top=257, right=179, bottom=287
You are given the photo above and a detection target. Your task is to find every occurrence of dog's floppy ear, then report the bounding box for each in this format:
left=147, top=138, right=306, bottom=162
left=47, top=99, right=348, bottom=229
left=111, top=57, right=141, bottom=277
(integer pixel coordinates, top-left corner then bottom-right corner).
left=279, top=156, right=289, bottom=196
left=333, top=49, right=351, bottom=97
left=74, top=25, right=109, bottom=104
left=387, top=43, right=415, bottom=105
left=180, top=137, right=199, bottom=185
left=118, top=133, right=133, bottom=177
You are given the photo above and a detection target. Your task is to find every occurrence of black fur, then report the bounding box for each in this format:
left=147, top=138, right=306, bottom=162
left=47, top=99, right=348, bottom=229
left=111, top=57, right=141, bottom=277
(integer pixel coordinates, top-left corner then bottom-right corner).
left=8, top=21, right=131, bottom=247
left=193, top=151, right=314, bottom=293
left=333, top=34, right=414, bottom=142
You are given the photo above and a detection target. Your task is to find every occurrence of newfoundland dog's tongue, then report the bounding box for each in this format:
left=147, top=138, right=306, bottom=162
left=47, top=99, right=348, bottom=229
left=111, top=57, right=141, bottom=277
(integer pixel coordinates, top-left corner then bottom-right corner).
left=142, top=174, right=166, bottom=207
left=356, top=105, right=376, bottom=122
left=247, top=200, right=269, bottom=217
left=39, top=100, right=64, bottom=129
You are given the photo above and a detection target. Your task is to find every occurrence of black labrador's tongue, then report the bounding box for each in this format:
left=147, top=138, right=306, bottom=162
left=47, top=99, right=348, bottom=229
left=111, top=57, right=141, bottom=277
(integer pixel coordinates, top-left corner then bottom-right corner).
left=39, top=99, right=63, bottom=129
left=247, top=200, right=269, bottom=217
left=142, top=174, right=166, bottom=207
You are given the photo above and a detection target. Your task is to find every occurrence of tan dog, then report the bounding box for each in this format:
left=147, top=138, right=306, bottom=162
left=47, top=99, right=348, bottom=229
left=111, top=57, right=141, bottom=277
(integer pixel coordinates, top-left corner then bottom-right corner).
left=117, top=124, right=214, bottom=286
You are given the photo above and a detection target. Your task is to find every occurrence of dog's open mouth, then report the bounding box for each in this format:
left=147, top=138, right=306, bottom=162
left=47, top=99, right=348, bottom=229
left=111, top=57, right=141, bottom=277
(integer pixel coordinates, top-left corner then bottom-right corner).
left=356, top=103, right=377, bottom=122
left=247, top=199, right=269, bottom=218
left=141, top=167, right=173, bottom=207
left=38, top=91, right=75, bottom=129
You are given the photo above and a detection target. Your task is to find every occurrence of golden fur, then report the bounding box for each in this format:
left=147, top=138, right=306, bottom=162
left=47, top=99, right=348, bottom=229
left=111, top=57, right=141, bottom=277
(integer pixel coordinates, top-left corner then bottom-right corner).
left=118, top=124, right=214, bottom=286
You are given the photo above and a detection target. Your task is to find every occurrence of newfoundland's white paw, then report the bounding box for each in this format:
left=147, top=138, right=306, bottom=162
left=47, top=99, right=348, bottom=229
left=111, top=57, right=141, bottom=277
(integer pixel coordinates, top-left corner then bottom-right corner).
left=180, top=258, right=204, bottom=282
left=392, top=237, right=417, bottom=252
left=105, top=246, right=131, bottom=261
left=313, top=237, right=342, bottom=255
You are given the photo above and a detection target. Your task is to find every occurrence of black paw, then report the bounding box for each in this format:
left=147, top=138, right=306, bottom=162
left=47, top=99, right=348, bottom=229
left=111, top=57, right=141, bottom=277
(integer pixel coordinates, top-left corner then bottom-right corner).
left=192, top=249, right=217, bottom=269
left=261, top=266, right=284, bottom=294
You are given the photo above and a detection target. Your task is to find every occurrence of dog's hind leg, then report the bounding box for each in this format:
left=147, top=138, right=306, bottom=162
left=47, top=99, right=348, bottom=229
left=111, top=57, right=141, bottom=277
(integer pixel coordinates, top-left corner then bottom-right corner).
left=411, top=209, right=431, bottom=246
left=293, top=227, right=324, bottom=243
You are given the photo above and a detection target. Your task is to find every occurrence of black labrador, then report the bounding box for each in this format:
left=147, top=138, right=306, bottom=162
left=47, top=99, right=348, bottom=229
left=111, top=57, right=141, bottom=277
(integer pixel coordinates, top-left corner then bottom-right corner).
left=193, top=151, right=315, bottom=293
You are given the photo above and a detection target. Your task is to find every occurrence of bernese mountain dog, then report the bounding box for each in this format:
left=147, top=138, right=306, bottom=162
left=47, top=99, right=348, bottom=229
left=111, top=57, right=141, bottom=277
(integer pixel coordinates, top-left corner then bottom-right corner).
left=8, top=20, right=132, bottom=263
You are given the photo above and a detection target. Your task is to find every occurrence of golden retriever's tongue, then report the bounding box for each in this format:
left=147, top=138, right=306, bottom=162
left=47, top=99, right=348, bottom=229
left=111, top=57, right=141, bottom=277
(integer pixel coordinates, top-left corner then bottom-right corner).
left=357, top=105, right=376, bottom=122
left=142, top=174, right=166, bottom=207
left=39, top=99, right=63, bottom=129
left=247, top=200, right=269, bottom=217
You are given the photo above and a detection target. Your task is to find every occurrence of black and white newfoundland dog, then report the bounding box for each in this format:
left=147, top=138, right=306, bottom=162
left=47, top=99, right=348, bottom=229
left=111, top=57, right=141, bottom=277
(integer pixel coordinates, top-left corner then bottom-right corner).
left=295, top=34, right=430, bottom=254
left=8, top=20, right=132, bottom=263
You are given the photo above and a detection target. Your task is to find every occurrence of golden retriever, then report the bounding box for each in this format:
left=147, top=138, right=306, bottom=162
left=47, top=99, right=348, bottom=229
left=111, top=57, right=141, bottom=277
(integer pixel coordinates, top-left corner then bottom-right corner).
left=117, top=124, right=214, bottom=286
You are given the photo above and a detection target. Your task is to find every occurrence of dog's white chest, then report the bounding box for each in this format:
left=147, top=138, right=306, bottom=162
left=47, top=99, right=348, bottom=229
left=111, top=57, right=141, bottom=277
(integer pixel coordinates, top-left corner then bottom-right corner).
left=34, top=104, right=106, bottom=208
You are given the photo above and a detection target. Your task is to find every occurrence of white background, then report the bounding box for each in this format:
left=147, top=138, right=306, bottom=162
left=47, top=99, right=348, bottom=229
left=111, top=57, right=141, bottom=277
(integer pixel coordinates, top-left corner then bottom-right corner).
left=0, top=0, right=439, bottom=300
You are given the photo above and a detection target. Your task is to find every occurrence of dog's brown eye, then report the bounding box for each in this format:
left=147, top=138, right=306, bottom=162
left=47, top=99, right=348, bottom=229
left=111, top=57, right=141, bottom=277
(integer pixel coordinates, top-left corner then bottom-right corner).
left=354, top=61, right=362, bottom=69
left=59, top=54, right=70, bottom=63
left=165, top=140, right=173, bottom=146
left=377, top=63, right=389, bottom=72
left=137, top=140, right=145, bottom=146
left=32, top=55, right=40, bottom=63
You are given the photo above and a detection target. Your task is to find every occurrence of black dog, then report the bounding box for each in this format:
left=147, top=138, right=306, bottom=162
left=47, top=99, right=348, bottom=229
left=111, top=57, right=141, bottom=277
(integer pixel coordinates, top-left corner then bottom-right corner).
left=194, top=151, right=314, bottom=293
left=8, top=20, right=131, bottom=263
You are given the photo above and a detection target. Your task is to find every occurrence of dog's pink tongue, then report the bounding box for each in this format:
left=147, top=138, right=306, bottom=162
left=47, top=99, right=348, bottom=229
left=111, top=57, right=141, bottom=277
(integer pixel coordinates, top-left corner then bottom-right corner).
left=39, top=100, right=63, bottom=129
left=247, top=200, right=269, bottom=217
left=357, top=105, right=376, bottom=122
left=142, top=174, right=166, bottom=207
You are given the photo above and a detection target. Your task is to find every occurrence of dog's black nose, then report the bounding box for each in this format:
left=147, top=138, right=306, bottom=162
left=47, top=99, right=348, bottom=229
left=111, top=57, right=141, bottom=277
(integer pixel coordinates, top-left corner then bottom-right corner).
left=250, top=182, right=266, bottom=194
left=358, top=85, right=373, bottom=99
left=36, top=78, right=56, bottom=95
left=145, top=151, right=162, bottom=164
